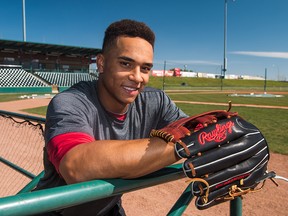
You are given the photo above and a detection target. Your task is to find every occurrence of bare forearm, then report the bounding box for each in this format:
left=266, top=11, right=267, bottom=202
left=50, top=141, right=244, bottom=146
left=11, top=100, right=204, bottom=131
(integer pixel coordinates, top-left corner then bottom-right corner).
left=59, top=137, right=179, bottom=184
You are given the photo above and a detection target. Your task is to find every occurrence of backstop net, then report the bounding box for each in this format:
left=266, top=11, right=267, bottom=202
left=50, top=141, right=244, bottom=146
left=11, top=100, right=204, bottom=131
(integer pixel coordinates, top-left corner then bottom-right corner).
left=0, top=113, right=44, bottom=197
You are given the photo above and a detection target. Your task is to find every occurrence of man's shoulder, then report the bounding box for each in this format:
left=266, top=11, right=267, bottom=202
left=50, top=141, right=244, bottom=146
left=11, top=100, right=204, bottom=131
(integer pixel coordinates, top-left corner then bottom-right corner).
left=69, top=80, right=96, bottom=93
left=55, top=81, right=96, bottom=98
left=141, top=87, right=164, bottom=95
left=49, top=81, right=98, bottom=110
left=136, top=87, right=170, bottom=106
left=138, top=87, right=166, bottom=100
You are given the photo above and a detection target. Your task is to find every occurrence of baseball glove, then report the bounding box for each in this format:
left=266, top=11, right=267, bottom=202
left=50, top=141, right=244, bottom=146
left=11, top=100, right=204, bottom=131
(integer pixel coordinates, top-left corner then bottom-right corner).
left=150, top=107, right=275, bottom=209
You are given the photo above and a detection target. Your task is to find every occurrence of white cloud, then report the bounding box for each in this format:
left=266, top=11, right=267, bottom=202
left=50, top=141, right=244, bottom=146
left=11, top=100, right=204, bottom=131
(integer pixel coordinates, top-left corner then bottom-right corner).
left=154, top=59, right=220, bottom=66
left=231, top=51, right=288, bottom=59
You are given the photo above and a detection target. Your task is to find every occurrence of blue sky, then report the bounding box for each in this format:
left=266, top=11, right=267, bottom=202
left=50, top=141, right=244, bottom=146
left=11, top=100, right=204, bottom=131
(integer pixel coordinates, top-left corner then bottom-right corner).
left=0, top=0, right=287, bottom=80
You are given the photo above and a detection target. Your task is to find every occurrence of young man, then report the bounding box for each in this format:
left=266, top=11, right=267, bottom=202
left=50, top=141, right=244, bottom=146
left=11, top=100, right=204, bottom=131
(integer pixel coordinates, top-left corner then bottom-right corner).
left=35, top=19, right=188, bottom=215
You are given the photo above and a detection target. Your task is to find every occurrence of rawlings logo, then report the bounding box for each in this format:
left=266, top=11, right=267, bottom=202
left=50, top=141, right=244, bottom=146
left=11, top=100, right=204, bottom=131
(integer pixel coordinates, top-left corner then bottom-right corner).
left=198, top=121, right=234, bottom=145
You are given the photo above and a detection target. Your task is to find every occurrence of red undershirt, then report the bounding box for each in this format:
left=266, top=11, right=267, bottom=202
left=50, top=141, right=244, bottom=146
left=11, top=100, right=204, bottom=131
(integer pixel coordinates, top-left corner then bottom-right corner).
left=47, top=113, right=127, bottom=173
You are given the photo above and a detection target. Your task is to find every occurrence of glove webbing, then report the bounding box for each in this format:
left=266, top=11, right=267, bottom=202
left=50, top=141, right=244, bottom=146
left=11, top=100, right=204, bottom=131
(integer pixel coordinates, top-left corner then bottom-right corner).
left=150, top=129, right=191, bottom=156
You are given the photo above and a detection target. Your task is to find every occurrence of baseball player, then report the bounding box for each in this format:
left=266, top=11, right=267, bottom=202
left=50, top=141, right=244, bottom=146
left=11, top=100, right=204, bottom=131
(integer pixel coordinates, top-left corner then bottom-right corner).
left=34, top=19, right=188, bottom=216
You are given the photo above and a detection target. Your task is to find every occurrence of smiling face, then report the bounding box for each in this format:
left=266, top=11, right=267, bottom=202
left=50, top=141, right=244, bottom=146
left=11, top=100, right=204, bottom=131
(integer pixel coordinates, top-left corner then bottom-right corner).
left=97, top=36, right=154, bottom=114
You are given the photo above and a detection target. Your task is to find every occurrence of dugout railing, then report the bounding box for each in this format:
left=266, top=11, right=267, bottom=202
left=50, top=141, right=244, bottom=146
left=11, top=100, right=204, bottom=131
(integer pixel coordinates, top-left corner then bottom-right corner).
left=0, top=110, right=242, bottom=216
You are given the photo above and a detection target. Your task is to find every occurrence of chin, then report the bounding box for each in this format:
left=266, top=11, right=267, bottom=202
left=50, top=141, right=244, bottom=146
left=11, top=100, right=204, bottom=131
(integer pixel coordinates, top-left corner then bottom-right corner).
left=123, top=96, right=138, bottom=105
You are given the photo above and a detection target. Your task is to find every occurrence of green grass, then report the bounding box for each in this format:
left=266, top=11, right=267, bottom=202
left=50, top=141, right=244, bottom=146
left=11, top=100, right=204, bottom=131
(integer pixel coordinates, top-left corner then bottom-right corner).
left=148, top=76, right=288, bottom=91
left=22, top=106, right=48, bottom=116
left=0, top=94, right=24, bottom=102
left=167, top=93, right=288, bottom=107
left=1, top=77, right=288, bottom=155
left=176, top=103, right=288, bottom=155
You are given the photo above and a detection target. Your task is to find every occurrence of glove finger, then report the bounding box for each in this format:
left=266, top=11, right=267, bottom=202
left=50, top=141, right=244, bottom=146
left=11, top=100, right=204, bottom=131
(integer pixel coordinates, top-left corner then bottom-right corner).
left=193, top=162, right=268, bottom=210
left=194, top=185, right=229, bottom=210
left=192, top=148, right=269, bottom=196
left=183, top=131, right=267, bottom=178
left=176, top=116, right=260, bottom=158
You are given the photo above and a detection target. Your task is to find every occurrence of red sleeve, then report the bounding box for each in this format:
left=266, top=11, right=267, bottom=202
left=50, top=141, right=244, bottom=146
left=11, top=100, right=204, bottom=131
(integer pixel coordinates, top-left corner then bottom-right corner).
left=47, top=132, right=95, bottom=173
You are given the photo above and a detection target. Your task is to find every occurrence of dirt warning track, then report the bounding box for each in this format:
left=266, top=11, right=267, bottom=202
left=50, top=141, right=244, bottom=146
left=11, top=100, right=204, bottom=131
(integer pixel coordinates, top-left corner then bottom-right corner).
left=1, top=98, right=288, bottom=215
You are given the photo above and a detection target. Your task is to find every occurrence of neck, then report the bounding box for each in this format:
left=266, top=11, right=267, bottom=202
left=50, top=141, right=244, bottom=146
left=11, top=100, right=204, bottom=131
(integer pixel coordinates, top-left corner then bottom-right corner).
left=96, top=80, right=129, bottom=115
left=107, top=106, right=129, bottom=115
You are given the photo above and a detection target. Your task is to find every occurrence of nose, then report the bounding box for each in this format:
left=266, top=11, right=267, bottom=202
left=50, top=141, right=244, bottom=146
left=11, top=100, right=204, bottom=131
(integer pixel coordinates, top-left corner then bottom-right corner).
left=129, top=66, right=144, bottom=83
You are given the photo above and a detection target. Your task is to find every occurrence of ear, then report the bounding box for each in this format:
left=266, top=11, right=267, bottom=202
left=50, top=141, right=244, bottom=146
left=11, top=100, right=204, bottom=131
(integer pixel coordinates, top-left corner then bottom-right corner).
left=96, top=54, right=105, bottom=73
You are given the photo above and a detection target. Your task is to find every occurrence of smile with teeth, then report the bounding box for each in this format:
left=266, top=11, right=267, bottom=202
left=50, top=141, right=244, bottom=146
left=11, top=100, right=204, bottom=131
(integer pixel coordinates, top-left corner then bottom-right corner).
left=123, top=86, right=139, bottom=94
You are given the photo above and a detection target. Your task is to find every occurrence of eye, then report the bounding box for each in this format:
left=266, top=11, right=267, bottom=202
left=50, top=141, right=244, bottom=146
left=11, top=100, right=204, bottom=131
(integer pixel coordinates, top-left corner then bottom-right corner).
left=120, top=61, right=132, bottom=69
left=141, top=66, right=152, bottom=73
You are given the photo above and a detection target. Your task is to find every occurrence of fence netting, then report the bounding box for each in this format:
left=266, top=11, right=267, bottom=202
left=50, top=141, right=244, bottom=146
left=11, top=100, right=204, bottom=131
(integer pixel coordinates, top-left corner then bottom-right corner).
left=0, top=114, right=44, bottom=197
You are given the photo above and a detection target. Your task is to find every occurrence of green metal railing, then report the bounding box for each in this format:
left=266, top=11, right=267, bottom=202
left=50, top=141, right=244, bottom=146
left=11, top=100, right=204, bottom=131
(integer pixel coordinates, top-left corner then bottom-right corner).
left=0, top=156, right=36, bottom=179
left=0, top=110, right=242, bottom=216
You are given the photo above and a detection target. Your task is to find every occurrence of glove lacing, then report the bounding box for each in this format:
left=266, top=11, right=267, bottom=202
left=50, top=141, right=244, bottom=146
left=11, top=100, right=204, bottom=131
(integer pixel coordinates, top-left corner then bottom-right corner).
left=186, top=178, right=210, bottom=204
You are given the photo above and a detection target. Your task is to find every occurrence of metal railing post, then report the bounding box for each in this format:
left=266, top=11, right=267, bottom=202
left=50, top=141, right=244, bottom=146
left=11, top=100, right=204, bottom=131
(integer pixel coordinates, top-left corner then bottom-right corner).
left=230, top=197, right=242, bottom=216
left=167, top=184, right=194, bottom=216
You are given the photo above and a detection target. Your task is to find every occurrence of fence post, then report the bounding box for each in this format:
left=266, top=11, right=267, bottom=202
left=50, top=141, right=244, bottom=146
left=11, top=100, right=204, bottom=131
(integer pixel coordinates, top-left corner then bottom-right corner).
left=167, top=184, right=194, bottom=216
left=17, top=171, right=45, bottom=194
left=230, top=197, right=242, bottom=216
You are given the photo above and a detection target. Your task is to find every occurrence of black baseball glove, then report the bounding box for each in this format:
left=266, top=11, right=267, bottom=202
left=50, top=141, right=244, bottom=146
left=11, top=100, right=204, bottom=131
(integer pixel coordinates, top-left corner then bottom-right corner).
left=150, top=108, right=275, bottom=209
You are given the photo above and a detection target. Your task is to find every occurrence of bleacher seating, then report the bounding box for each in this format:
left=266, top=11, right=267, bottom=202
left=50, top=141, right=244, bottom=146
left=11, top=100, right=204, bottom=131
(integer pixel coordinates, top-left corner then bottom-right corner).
left=35, top=72, right=98, bottom=87
left=0, top=68, right=49, bottom=87
left=0, top=68, right=98, bottom=87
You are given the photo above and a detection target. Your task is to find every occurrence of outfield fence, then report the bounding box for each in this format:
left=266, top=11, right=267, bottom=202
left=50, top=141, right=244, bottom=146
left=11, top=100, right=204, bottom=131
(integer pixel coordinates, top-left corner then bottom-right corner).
left=0, top=110, right=242, bottom=216
left=162, top=85, right=288, bottom=92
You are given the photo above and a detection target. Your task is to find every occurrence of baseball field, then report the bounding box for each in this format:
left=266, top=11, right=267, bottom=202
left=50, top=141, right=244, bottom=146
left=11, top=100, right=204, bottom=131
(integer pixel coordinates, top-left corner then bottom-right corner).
left=1, top=78, right=288, bottom=215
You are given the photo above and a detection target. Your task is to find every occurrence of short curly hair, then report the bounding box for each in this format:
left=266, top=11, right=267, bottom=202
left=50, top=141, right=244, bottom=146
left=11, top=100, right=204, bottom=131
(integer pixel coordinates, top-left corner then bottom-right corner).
left=102, top=19, right=155, bottom=53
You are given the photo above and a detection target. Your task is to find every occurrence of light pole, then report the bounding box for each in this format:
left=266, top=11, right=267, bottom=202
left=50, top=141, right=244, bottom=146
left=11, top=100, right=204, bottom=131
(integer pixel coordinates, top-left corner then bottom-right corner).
left=223, top=0, right=236, bottom=79
left=223, top=0, right=228, bottom=79
left=163, top=60, right=166, bottom=91
left=264, top=68, right=267, bottom=93
left=184, top=64, right=187, bottom=71
left=22, top=0, right=26, bottom=41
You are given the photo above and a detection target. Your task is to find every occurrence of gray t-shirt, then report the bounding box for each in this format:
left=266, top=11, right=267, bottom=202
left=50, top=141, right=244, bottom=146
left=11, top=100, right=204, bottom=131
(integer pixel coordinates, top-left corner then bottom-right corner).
left=36, top=80, right=188, bottom=215
left=45, top=80, right=187, bottom=142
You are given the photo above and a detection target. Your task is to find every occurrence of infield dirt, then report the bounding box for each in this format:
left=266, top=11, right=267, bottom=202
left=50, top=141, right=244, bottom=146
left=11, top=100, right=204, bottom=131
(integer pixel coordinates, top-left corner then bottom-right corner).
left=1, top=98, right=287, bottom=216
